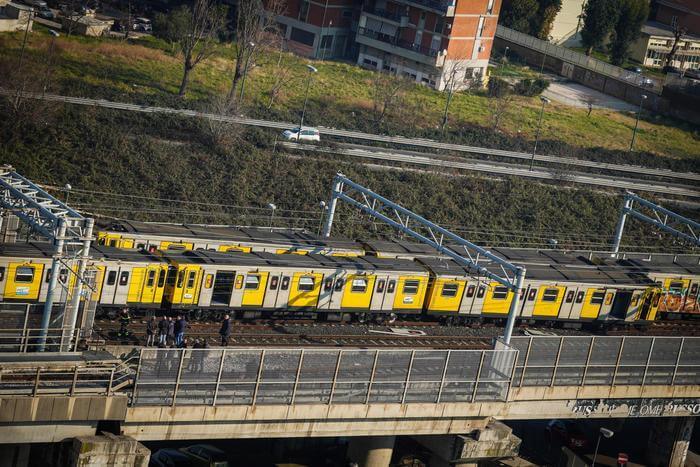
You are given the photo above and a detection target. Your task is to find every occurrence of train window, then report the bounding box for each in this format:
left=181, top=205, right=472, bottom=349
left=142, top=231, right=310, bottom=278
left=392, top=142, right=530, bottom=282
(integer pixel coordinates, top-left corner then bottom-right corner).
left=148, top=246, right=157, bottom=253
left=245, top=275, right=260, bottom=290
left=466, top=285, right=476, bottom=298
left=298, top=276, right=315, bottom=291
left=205, top=274, right=213, bottom=288
left=146, top=270, right=156, bottom=287
left=136, top=243, right=146, bottom=250
left=652, top=294, right=661, bottom=306
left=403, top=280, right=420, bottom=295
left=98, top=237, right=106, bottom=245
left=542, top=288, right=559, bottom=302
left=528, top=288, right=537, bottom=301
left=168, top=244, right=187, bottom=251
left=590, top=291, right=605, bottom=305
left=477, top=286, right=485, bottom=298
left=335, top=278, right=345, bottom=291
left=691, top=284, right=698, bottom=295
left=119, top=271, right=129, bottom=286
left=519, top=288, right=525, bottom=299
left=281, top=276, right=290, bottom=290
left=157, top=270, right=166, bottom=288
left=235, top=275, right=244, bottom=289
left=576, top=291, right=585, bottom=303
left=107, top=271, right=117, bottom=286
left=351, top=278, right=368, bottom=293
left=669, top=281, right=684, bottom=291
left=177, top=271, right=185, bottom=288
left=0, top=266, right=4, bottom=281
left=492, top=286, right=508, bottom=300
left=324, top=278, right=334, bottom=291
left=45, top=268, right=51, bottom=283
left=59, top=268, right=68, bottom=284
left=187, top=271, right=196, bottom=288
left=387, top=280, right=396, bottom=293
left=565, top=290, right=574, bottom=303
left=605, top=293, right=614, bottom=305
left=109, top=239, right=117, bottom=247
left=270, top=276, right=279, bottom=290
left=441, top=283, right=459, bottom=297
left=15, top=267, right=34, bottom=283
left=377, top=279, right=385, bottom=293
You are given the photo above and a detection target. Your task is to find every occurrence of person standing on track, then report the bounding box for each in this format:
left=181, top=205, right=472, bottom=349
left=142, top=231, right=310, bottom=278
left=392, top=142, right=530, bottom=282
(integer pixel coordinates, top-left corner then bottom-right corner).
left=145, top=316, right=156, bottom=347
left=175, top=315, right=187, bottom=348
left=167, top=317, right=175, bottom=347
left=117, top=308, right=131, bottom=338
left=219, top=314, right=231, bottom=346
left=158, top=316, right=168, bottom=346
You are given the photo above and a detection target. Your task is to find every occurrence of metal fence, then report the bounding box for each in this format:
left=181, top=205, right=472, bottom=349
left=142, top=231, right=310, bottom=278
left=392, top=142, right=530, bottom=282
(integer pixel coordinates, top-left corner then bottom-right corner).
left=510, top=336, right=700, bottom=387
left=132, top=348, right=518, bottom=406
left=496, top=25, right=662, bottom=93
left=0, top=327, right=80, bottom=352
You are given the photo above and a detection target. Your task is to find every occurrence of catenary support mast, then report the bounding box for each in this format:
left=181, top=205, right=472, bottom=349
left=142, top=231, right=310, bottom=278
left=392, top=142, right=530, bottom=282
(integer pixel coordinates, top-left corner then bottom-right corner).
left=321, top=173, right=526, bottom=344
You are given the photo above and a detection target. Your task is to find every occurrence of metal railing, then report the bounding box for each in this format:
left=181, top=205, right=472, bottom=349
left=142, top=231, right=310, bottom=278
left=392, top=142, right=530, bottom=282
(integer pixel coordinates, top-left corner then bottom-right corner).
left=357, top=27, right=440, bottom=58
left=362, top=5, right=403, bottom=22
left=510, top=336, right=700, bottom=387
left=0, top=327, right=81, bottom=352
left=495, top=25, right=662, bottom=93
left=132, top=348, right=518, bottom=406
left=0, top=362, right=133, bottom=397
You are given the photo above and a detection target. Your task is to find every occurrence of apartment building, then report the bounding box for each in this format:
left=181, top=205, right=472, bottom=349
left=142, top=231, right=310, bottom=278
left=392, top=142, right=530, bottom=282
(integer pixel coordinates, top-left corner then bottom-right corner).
left=277, top=0, right=502, bottom=90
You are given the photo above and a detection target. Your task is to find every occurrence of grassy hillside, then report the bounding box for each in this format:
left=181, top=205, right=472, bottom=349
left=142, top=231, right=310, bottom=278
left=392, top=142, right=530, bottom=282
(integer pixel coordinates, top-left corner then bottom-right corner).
left=0, top=98, right=690, bottom=253
left=0, top=29, right=698, bottom=173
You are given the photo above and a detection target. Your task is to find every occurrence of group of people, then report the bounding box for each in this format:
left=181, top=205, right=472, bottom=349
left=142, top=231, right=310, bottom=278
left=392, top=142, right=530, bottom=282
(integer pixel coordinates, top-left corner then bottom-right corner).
left=142, top=314, right=233, bottom=348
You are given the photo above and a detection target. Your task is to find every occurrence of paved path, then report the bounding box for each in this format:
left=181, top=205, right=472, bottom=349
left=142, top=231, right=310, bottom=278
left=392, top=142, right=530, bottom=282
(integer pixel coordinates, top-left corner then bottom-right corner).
left=543, top=81, right=638, bottom=111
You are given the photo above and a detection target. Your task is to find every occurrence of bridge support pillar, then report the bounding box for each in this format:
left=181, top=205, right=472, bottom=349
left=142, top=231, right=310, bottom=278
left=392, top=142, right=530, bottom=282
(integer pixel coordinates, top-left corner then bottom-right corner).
left=0, top=444, right=30, bottom=467
left=646, top=417, right=695, bottom=467
left=346, top=435, right=395, bottom=467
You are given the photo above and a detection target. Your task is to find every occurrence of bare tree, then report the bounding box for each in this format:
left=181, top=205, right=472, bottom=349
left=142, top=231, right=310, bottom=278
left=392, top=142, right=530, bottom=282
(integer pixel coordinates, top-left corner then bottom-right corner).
left=488, top=92, right=515, bottom=131
left=440, top=59, right=472, bottom=131
left=266, top=38, right=297, bottom=110
left=155, top=0, right=227, bottom=97
left=205, top=94, right=243, bottom=149
left=665, top=21, right=687, bottom=68
left=62, top=0, right=88, bottom=37
left=228, top=0, right=285, bottom=102
left=584, top=95, right=595, bottom=116
left=370, top=71, right=411, bottom=129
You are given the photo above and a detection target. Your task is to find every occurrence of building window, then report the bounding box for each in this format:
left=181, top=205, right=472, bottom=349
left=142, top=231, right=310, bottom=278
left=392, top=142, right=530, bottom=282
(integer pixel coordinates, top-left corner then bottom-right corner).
left=363, top=57, right=378, bottom=68
left=477, top=17, right=485, bottom=37
left=435, top=17, right=444, bottom=34
left=414, top=30, right=423, bottom=47
left=290, top=27, right=315, bottom=46
left=299, top=0, right=309, bottom=22
left=342, top=9, right=353, bottom=18
left=487, top=0, right=494, bottom=14
left=320, top=35, right=333, bottom=49
left=430, top=34, right=441, bottom=51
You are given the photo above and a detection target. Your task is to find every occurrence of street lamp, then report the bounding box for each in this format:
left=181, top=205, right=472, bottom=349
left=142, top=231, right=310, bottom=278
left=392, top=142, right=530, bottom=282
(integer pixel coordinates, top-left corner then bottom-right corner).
left=502, top=46, right=509, bottom=64
left=15, top=7, right=35, bottom=108
left=43, top=30, right=60, bottom=97
left=299, top=64, right=318, bottom=131
left=629, top=94, right=647, bottom=151
left=64, top=183, right=72, bottom=204
left=238, top=42, right=256, bottom=103
left=317, top=201, right=327, bottom=236
left=267, top=203, right=276, bottom=231
left=530, top=96, right=550, bottom=171
left=539, top=35, right=554, bottom=76
left=591, top=427, right=614, bottom=466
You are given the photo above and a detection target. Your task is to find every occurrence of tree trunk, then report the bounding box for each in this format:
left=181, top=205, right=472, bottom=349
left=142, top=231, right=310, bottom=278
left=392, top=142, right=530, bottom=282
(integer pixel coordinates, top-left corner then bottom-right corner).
left=179, top=64, right=192, bottom=97
left=227, top=58, right=244, bottom=102
left=586, top=46, right=593, bottom=56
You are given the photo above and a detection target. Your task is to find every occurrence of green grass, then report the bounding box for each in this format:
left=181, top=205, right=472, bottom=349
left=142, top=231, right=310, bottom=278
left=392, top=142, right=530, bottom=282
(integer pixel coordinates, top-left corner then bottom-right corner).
left=1, top=28, right=699, bottom=168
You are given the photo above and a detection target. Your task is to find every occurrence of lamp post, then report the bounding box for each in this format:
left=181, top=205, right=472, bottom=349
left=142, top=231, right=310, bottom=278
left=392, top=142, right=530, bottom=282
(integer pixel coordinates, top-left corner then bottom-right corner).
left=299, top=64, right=318, bottom=131
left=629, top=94, right=647, bottom=151
left=502, top=46, right=509, bottom=64
left=317, top=201, right=327, bottom=236
left=530, top=96, right=550, bottom=171
left=42, top=30, right=60, bottom=97
left=64, top=183, right=72, bottom=204
left=539, top=35, right=553, bottom=76
left=15, top=7, right=34, bottom=108
left=267, top=203, right=276, bottom=231
left=591, top=427, right=614, bottom=467
left=238, top=42, right=256, bottom=103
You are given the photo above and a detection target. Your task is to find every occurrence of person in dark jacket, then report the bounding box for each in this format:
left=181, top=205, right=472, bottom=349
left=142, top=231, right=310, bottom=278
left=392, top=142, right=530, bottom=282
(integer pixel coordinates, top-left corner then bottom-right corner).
left=175, top=315, right=187, bottom=347
left=157, top=316, right=168, bottom=346
left=145, top=316, right=156, bottom=347
left=117, top=308, right=131, bottom=338
left=219, top=314, right=231, bottom=346
left=167, top=317, right=175, bottom=346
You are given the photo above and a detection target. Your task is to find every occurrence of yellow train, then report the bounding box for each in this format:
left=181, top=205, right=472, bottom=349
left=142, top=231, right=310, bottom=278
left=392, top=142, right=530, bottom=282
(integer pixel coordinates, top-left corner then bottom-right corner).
left=1, top=239, right=697, bottom=325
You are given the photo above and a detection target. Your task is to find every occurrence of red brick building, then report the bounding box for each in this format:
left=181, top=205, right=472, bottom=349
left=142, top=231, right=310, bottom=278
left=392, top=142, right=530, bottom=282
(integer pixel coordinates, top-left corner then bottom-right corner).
left=652, top=0, right=700, bottom=35
left=276, top=0, right=502, bottom=90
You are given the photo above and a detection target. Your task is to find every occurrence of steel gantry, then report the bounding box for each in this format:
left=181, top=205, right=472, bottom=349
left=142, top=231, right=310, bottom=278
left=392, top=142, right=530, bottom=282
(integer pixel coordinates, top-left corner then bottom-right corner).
left=0, top=165, right=94, bottom=350
left=611, top=192, right=700, bottom=256
left=321, top=173, right=526, bottom=344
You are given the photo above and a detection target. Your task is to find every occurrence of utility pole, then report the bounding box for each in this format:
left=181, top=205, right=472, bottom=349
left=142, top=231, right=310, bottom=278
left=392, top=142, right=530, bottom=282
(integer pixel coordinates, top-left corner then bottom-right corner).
left=42, top=30, right=60, bottom=98
left=299, top=65, right=318, bottom=130
left=238, top=42, right=256, bottom=104
left=14, top=8, right=34, bottom=109
left=629, top=94, right=647, bottom=151
left=530, top=96, right=550, bottom=171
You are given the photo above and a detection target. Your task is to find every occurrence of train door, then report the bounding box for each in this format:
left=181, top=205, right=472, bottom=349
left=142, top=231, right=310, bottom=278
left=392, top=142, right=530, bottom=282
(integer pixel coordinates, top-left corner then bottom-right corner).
left=481, top=282, right=513, bottom=316
left=100, top=267, right=120, bottom=305
left=532, top=286, right=566, bottom=318
left=566, top=287, right=587, bottom=320
left=341, top=274, right=377, bottom=310
left=392, top=275, right=427, bottom=312
left=597, top=289, right=618, bottom=320
left=557, top=287, right=578, bottom=319
left=622, top=289, right=645, bottom=321
left=241, top=272, right=269, bottom=307
left=425, top=277, right=465, bottom=313
left=686, top=282, right=699, bottom=314
left=288, top=272, right=323, bottom=308
left=263, top=272, right=284, bottom=309
left=211, top=271, right=236, bottom=306
left=180, top=266, right=203, bottom=305
left=608, top=290, right=634, bottom=320
left=127, top=267, right=148, bottom=304
left=318, top=272, right=342, bottom=311
left=519, top=284, right=537, bottom=318
left=3, top=263, right=45, bottom=300
left=658, top=278, right=691, bottom=314
left=579, top=288, right=605, bottom=319
left=369, top=274, right=390, bottom=311
left=112, top=268, right=133, bottom=305
left=137, top=265, right=162, bottom=304
left=89, top=266, right=106, bottom=303
left=458, top=281, right=479, bottom=315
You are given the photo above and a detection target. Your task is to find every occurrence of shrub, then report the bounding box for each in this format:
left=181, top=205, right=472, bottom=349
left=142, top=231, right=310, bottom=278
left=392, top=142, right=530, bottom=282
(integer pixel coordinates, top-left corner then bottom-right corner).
left=487, top=77, right=511, bottom=98
left=514, top=78, right=550, bottom=96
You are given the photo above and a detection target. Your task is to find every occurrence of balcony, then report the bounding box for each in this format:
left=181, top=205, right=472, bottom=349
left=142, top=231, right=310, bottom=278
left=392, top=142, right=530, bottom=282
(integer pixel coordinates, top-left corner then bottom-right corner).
left=391, top=0, right=455, bottom=15
left=357, top=26, right=442, bottom=65
left=362, top=4, right=405, bottom=23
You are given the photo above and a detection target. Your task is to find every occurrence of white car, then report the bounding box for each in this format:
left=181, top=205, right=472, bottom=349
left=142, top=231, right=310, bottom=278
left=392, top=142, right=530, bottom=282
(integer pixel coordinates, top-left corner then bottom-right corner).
left=281, top=127, right=320, bottom=142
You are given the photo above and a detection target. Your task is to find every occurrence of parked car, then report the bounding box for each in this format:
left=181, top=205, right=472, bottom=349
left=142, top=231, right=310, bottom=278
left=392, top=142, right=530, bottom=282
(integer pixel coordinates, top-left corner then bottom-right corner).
left=281, top=127, right=321, bottom=142
left=133, top=17, right=151, bottom=32
left=641, top=77, right=655, bottom=88
left=663, top=65, right=681, bottom=74
left=149, top=448, right=192, bottom=467
left=545, top=420, right=590, bottom=451
left=37, top=4, right=54, bottom=19
left=684, top=68, right=700, bottom=80
left=626, top=65, right=643, bottom=74
left=179, top=444, right=229, bottom=467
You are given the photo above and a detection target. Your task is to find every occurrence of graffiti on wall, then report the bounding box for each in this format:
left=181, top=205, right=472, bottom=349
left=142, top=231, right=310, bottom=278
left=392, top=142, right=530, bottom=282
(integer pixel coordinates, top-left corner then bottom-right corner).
left=567, top=398, right=700, bottom=417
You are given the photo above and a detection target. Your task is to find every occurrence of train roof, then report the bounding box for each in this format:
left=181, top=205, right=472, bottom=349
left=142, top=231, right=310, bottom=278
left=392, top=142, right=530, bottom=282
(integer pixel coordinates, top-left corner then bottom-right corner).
left=161, top=249, right=426, bottom=273
left=0, top=242, right=56, bottom=258
left=97, top=219, right=363, bottom=251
